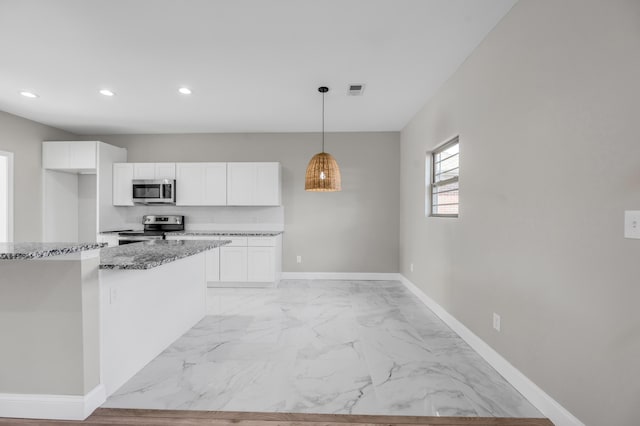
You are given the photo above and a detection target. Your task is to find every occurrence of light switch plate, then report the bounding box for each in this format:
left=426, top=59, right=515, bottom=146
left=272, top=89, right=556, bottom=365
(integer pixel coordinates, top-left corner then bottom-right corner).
left=624, top=211, right=640, bottom=239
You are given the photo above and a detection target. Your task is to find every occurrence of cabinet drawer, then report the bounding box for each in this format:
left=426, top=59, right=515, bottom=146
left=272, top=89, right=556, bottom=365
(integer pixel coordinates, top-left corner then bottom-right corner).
left=223, top=237, right=248, bottom=247
left=248, top=237, right=276, bottom=247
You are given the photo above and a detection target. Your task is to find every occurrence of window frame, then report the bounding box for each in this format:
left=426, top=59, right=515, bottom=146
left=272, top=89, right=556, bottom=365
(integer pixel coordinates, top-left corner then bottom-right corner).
left=428, top=136, right=459, bottom=218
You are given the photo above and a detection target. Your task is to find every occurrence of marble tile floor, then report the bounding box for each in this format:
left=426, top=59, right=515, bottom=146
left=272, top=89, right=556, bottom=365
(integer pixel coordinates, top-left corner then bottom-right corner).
left=104, top=280, right=542, bottom=418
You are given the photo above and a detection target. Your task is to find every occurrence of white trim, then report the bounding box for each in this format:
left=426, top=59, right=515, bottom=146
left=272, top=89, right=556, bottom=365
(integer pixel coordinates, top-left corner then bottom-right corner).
left=281, top=272, right=401, bottom=281
left=0, top=151, right=13, bottom=242
left=399, top=275, right=584, bottom=426
left=0, top=384, right=105, bottom=421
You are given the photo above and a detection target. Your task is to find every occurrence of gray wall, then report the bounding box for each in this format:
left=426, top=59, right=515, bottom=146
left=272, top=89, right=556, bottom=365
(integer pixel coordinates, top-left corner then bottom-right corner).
left=399, top=1, right=640, bottom=425
left=92, top=132, right=400, bottom=273
left=0, top=111, right=76, bottom=241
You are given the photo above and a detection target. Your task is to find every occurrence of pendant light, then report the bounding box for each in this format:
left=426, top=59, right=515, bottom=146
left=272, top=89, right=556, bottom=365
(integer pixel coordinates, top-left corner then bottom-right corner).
left=305, top=86, right=342, bottom=192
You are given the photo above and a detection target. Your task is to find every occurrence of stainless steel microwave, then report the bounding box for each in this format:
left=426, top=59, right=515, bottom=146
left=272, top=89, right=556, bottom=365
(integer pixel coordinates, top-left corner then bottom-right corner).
left=132, top=179, right=176, bottom=204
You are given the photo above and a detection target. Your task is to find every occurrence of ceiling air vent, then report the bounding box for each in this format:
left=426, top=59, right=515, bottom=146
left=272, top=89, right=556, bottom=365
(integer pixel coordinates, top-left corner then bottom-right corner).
left=347, top=84, right=365, bottom=96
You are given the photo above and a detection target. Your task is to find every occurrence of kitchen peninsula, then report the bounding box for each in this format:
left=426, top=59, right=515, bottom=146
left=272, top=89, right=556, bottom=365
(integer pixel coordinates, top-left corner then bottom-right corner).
left=0, top=239, right=230, bottom=421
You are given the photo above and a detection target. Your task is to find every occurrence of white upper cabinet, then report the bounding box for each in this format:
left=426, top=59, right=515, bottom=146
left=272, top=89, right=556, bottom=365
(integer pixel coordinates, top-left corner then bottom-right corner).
left=133, top=163, right=155, bottom=180
left=112, top=162, right=278, bottom=207
left=113, top=163, right=134, bottom=206
left=255, top=163, right=281, bottom=205
left=176, top=162, right=226, bottom=206
left=227, top=162, right=281, bottom=206
left=133, top=163, right=176, bottom=180
left=175, top=163, right=202, bottom=205
left=43, top=141, right=97, bottom=172
left=70, top=142, right=97, bottom=169
left=155, top=163, right=176, bottom=180
left=203, top=163, right=227, bottom=205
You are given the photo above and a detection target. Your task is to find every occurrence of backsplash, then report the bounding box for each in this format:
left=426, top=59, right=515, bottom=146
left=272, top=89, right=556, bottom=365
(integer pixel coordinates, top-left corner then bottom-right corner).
left=117, top=205, right=284, bottom=231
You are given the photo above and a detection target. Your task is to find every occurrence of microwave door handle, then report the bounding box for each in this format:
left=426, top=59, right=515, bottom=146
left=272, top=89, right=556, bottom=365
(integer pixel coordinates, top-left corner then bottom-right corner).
left=162, top=183, right=172, bottom=200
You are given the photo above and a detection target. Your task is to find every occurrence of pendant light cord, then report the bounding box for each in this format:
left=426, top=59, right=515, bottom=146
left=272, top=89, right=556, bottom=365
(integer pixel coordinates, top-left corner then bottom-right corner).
left=321, top=90, right=325, bottom=153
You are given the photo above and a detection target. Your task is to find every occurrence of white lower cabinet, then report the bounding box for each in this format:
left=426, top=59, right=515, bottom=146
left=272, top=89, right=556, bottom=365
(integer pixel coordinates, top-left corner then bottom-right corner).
left=205, top=248, right=220, bottom=282
left=165, top=234, right=281, bottom=286
left=247, top=247, right=274, bottom=282
left=220, top=246, right=248, bottom=282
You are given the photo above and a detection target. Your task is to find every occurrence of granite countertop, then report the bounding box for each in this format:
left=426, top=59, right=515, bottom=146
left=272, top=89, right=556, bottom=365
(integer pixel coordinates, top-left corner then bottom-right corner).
left=165, top=231, right=283, bottom=237
left=0, top=242, right=105, bottom=260
left=99, top=239, right=231, bottom=270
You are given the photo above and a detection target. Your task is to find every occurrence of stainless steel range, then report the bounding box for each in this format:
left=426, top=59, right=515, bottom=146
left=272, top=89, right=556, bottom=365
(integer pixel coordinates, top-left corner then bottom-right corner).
left=117, top=215, right=185, bottom=245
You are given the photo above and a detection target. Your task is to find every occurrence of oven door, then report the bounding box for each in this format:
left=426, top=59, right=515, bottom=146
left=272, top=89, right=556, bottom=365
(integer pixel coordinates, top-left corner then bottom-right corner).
left=132, top=179, right=175, bottom=204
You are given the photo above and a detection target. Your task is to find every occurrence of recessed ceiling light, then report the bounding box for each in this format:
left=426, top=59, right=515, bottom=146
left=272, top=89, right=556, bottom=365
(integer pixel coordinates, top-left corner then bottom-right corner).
left=178, top=87, right=192, bottom=95
left=99, top=89, right=115, bottom=97
left=20, top=91, right=39, bottom=98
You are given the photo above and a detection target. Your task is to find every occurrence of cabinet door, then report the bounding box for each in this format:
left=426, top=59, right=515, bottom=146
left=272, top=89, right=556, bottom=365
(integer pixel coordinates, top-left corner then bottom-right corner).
left=113, top=163, right=134, bottom=206
left=69, top=142, right=96, bottom=169
left=219, top=246, right=247, bottom=282
left=133, top=163, right=156, bottom=180
left=226, top=163, right=255, bottom=206
left=42, top=142, right=70, bottom=169
left=155, top=163, right=176, bottom=180
left=176, top=163, right=204, bottom=205
left=205, top=248, right=220, bottom=282
left=247, top=247, right=275, bottom=282
left=254, top=163, right=280, bottom=206
left=203, top=163, right=227, bottom=205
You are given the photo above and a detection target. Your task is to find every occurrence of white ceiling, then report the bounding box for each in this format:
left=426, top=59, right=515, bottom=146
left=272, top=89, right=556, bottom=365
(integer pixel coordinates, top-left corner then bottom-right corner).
left=0, top=0, right=517, bottom=135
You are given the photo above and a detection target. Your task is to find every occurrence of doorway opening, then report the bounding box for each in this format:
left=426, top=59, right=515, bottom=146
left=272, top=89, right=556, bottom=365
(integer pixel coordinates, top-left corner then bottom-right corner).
left=0, top=151, right=14, bottom=242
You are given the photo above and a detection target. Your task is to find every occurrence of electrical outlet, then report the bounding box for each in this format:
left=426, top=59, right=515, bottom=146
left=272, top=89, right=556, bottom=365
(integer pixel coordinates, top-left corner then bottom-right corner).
left=296, top=255, right=302, bottom=264
left=410, top=263, right=414, bottom=272
left=493, top=313, right=501, bottom=332
left=624, top=211, right=640, bottom=238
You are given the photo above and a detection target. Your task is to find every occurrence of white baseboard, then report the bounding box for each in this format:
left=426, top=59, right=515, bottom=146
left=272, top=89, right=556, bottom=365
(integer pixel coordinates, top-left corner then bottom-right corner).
left=398, top=275, right=583, bottom=426
left=281, top=272, right=401, bottom=281
left=0, top=384, right=105, bottom=420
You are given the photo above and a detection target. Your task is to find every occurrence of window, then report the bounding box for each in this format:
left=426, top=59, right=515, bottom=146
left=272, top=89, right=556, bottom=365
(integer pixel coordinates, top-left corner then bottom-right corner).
left=0, top=151, right=13, bottom=242
left=428, top=137, right=459, bottom=217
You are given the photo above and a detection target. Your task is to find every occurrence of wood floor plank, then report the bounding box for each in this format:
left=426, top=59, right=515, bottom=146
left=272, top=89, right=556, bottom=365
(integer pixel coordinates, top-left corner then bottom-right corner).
left=90, top=408, right=552, bottom=424
left=0, top=408, right=555, bottom=426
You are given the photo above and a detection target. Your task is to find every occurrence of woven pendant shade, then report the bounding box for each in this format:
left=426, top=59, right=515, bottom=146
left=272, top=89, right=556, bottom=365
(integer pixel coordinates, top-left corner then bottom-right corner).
left=305, top=152, right=341, bottom=191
